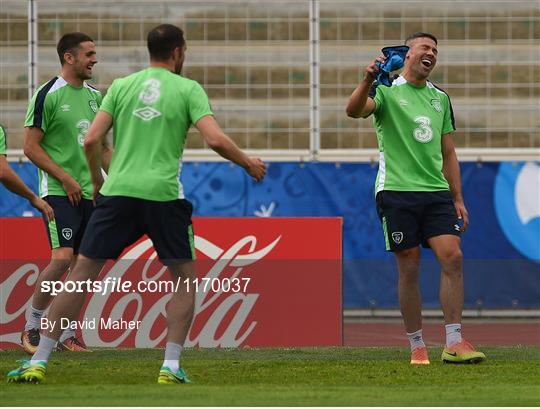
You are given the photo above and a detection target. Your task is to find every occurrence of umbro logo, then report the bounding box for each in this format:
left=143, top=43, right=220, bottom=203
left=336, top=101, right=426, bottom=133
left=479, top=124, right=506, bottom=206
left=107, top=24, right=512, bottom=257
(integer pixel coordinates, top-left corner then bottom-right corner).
left=133, top=107, right=161, bottom=121
left=399, top=99, right=408, bottom=107
left=61, top=104, right=71, bottom=112
left=454, top=224, right=461, bottom=231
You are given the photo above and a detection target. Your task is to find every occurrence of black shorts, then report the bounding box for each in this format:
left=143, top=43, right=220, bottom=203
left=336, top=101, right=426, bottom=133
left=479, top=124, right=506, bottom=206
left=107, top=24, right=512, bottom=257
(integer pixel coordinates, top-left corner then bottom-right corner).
left=375, top=190, right=461, bottom=252
left=79, top=196, right=195, bottom=264
left=42, top=196, right=94, bottom=253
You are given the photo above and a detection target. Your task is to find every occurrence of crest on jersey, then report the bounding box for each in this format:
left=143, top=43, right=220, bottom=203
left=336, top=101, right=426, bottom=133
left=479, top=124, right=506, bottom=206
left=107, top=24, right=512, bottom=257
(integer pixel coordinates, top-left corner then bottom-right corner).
left=430, top=98, right=442, bottom=112
left=89, top=100, right=98, bottom=113
left=62, top=228, right=73, bottom=240
left=392, top=232, right=403, bottom=244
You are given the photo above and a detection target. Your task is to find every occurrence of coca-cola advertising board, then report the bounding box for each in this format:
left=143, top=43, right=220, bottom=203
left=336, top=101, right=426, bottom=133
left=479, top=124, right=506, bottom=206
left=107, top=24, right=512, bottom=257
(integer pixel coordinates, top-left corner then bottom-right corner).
left=1, top=217, right=342, bottom=348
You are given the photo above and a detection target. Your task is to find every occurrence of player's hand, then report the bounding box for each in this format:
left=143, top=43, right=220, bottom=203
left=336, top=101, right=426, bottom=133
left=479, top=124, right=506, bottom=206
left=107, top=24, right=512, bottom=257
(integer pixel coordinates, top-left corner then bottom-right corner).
left=92, top=179, right=104, bottom=205
left=365, top=55, right=386, bottom=82
left=61, top=174, right=82, bottom=206
left=454, top=200, right=469, bottom=232
left=245, top=157, right=266, bottom=182
left=30, top=196, right=54, bottom=221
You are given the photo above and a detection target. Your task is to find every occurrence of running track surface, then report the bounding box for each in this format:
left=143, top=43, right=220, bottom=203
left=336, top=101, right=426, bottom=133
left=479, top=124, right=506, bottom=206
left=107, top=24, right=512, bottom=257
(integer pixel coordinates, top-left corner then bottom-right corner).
left=344, top=320, right=540, bottom=346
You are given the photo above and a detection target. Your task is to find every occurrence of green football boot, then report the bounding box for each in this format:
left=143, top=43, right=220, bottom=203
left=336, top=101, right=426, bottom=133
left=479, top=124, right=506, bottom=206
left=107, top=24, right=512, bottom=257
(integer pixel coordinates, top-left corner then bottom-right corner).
left=157, top=366, right=192, bottom=384
left=7, top=360, right=46, bottom=383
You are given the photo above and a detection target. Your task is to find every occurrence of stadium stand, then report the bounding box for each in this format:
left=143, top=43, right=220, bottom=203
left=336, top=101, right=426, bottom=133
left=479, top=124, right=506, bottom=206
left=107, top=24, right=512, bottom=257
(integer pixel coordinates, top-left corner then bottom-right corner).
left=0, top=0, right=539, bottom=152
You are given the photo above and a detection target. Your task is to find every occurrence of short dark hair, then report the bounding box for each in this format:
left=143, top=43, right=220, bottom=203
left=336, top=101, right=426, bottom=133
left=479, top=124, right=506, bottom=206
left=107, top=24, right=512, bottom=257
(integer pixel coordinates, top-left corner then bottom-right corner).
left=57, top=32, right=94, bottom=65
left=147, top=24, right=185, bottom=61
left=405, top=32, right=438, bottom=46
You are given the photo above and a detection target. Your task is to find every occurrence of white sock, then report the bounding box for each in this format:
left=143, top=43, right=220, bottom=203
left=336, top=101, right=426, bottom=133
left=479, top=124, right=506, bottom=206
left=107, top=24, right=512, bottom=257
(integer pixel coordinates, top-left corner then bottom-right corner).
left=445, top=323, right=462, bottom=347
left=25, top=306, right=45, bottom=331
left=162, top=342, right=183, bottom=373
left=30, top=335, right=57, bottom=364
left=407, top=329, right=426, bottom=351
left=59, top=327, right=76, bottom=343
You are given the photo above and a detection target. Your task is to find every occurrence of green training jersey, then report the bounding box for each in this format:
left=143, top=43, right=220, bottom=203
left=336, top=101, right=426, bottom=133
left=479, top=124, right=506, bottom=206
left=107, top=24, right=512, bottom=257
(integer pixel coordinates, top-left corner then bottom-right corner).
left=0, top=125, right=6, bottom=155
left=25, top=76, right=102, bottom=199
left=99, top=67, right=213, bottom=201
left=371, top=75, right=455, bottom=193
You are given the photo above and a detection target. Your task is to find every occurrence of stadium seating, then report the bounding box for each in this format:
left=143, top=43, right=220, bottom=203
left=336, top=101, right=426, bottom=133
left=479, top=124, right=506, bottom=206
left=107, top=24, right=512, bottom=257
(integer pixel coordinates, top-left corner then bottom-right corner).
left=1, top=2, right=538, bottom=150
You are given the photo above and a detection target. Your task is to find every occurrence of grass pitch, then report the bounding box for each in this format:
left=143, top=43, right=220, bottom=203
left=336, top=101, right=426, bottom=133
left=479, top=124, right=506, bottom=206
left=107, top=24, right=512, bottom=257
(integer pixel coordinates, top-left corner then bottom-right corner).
left=1, top=347, right=539, bottom=406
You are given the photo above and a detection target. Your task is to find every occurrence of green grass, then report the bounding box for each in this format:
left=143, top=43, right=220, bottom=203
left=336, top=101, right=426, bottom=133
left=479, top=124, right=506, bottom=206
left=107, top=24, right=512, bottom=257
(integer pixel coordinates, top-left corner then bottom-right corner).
left=1, top=347, right=539, bottom=406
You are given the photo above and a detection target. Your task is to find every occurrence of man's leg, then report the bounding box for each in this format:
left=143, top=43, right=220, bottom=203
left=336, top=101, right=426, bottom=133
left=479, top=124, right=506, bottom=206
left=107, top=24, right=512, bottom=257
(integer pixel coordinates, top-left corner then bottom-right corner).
left=21, top=248, right=72, bottom=354
left=376, top=191, right=428, bottom=363
left=33, top=255, right=105, bottom=360
left=23, top=196, right=92, bottom=354
left=395, top=246, right=422, bottom=333
left=395, top=246, right=429, bottom=364
left=158, top=260, right=196, bottom=384
left=147, top=199, right=197, bottom=384
left=427, top=235, right=463, bottom=326
left=30, top=249, right=73, bottom=310
left=8, top=255, right=105, bottom=383
left=56, top=255, right=91, bottom=352
left=166, top=261, right=196, bottom=345
left=8, top=196, right=142, bottom=383
left=428, top=234, right=485, bottom=363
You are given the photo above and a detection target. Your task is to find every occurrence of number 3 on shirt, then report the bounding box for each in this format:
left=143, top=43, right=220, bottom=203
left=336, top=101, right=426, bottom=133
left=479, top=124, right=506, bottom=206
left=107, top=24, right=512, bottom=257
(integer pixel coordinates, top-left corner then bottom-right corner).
left=413, top=116, right=433, bottom=143
left=76, top=119, right=91, bottom=146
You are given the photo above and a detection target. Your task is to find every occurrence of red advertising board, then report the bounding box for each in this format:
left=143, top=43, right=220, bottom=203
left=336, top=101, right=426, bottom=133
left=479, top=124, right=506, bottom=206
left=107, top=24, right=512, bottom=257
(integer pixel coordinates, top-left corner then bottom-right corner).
left=0, top=217, right=342, bottom=348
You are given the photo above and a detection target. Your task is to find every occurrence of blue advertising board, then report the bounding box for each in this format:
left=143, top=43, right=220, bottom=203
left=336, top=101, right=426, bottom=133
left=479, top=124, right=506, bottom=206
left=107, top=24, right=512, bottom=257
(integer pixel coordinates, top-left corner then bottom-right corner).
left=2, top=160, right=539, bottom=308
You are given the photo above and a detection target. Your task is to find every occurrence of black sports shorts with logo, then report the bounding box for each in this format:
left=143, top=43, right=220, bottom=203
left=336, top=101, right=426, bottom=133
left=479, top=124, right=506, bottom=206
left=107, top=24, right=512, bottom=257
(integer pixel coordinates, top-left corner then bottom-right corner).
left=42, top=196, right=94, bottom=253
left=375, top=190, right=461, bottom=252
left=79, top=195, right=195, bottom=264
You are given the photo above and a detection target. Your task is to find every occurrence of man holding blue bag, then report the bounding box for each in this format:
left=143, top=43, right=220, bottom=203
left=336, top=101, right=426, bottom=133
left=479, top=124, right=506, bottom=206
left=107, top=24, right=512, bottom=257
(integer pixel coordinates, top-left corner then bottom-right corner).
left=346, top=33, right=485, bottom=365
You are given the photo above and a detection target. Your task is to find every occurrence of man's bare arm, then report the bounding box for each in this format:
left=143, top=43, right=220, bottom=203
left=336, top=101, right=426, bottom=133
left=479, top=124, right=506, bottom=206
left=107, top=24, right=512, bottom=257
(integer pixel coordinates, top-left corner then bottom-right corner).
left=442, top=133, right=469, bottom=231
left=0, top=155, right=54, bottom=221
left=100, top=141, right=113, bottom=174
left=346, top=55, right=385, bottom=118
left=84, top=111, right=113, bottom=201
left=24, top=126, right=82, bottom=205
left=195, top=115, right=266, bottom=181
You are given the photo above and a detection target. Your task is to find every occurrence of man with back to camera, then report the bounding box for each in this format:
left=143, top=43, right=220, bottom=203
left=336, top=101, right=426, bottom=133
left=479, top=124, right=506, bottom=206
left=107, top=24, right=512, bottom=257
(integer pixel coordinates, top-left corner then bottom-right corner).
left=0, top=124, right=54, bottom=220
left=20, top=32, right=112, bottom=354
left=346, top=32, right=486, bottom=365
left=7, top=24, right=266, bottom=384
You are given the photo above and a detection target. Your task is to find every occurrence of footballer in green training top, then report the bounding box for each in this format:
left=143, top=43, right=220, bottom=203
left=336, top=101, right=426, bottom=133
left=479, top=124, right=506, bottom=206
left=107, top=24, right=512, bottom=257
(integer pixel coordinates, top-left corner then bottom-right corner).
left=347, top=32, right=485, bottom=365
left=20, top=32, right=111, bottom=355
left=0, top=125, right=54, bottom=220
left=7, top=24, right=266, bottom=385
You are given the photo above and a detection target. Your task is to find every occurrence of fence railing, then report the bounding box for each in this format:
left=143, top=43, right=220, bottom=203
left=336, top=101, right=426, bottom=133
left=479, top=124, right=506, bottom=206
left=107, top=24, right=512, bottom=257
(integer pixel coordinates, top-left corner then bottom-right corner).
left=1, top=0, right=538, bottom=161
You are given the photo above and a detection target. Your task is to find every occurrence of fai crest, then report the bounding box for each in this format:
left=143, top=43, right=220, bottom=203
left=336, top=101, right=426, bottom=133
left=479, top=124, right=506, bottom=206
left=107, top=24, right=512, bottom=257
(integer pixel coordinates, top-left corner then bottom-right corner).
left=89, top=100, right=98, bottom=113
left=62, top=228, right=73, bottom=240
left=430, top=98, right=442, bottom=112
left=391, top=232, right=403, bottom=244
